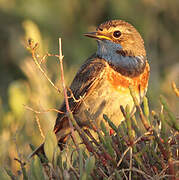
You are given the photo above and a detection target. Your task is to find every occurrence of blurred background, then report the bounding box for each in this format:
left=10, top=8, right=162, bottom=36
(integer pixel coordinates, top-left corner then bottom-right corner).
left=0, top=0, right=178, bottom=175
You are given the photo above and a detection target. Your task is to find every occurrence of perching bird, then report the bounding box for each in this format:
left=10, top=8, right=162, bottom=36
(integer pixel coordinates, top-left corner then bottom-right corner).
left=31, top=19, right=150, bottom=156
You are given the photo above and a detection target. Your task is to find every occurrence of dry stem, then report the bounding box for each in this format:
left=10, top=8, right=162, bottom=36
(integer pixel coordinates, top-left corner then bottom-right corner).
left=172, top=81, right=179, bottom=97
left=58, top=38, right=78, bottom=149
left=27, top=40, right=61, bottom=93
left=35, top=115, right=45, bottom=139
left=24, top=104, right=64, bottom=114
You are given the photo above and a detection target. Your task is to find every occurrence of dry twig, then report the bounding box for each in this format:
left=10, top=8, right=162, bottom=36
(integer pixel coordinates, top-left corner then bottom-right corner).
left=27, top=39, right=61, bottom=93
left=24, top=104, right=64, bottom=114
left=35, top=115, right=45, bottom=139
left=58, top=38, right=78, bottom=150
left=172, top=81, right=179, bottom=97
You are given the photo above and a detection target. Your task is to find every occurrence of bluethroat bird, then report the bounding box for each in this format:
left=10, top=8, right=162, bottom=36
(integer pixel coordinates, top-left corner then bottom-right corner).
left=31, top=19, right=150, bottom=156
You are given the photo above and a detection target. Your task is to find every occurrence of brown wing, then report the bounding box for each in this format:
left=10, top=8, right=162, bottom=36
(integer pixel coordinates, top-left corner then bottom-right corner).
left=29, top=54, right=107, bottom=157
left=54, top=54, right=107, bottom=133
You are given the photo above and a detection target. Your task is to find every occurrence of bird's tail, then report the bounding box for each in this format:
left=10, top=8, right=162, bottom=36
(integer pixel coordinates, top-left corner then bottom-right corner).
left=28, top=125, right=72, bottom=160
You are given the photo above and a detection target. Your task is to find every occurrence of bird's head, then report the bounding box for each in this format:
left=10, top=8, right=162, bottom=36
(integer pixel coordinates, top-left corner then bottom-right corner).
left=84, top=20, right=147, bottom=77
left=84, top=20, right=146, bottom=57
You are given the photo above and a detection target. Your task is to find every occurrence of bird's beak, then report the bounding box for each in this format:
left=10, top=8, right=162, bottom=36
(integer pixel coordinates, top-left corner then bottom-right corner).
left=84, top=32, right=111, bottom=41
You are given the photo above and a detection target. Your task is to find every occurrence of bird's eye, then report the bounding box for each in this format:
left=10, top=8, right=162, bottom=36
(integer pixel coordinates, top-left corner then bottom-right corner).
left=98, top=27, right=103, bottom=31
left=113, top=31, right=121, bottom=38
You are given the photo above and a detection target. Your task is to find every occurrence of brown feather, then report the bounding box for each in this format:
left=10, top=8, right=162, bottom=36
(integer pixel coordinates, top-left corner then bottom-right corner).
left=54, top=54, right=107, bottom=133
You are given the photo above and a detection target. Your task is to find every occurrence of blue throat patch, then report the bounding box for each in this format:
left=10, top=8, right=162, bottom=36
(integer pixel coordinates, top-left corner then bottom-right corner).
left=96, top=40, right=146, bottom=77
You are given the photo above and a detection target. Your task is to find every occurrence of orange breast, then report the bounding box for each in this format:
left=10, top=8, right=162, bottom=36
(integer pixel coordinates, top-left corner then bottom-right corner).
left=106, top=61, right=150, bottom=93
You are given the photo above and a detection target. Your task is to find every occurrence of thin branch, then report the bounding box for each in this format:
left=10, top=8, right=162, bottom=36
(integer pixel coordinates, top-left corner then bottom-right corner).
left=129, top=147, right=133, bottom=180
left=35, top=115, right=45, bottom=139
left=24, top=104, right=64, bottom=114
left=117, top=131, right=152, bottom=167
left=117, top=145, right=130, bottom=167
left=39, top=53, right=59, bottom=64
left=122, top=169, right=128, bottom=180
left=24, top=104, right=64, bottom=140
left=58, top=38, right=78, bottom=149
left=98, top=167, right=109, bottom=178
left=57, top=40, right=99, bottom=160
left=172, top=81, right=179, bottom=97
left=14, top=158, right=26, bottom=166
left=14, top=134, right=28, bottom=180
left=67, top=87, right=84, bottom=102
left=27, top=40, right=61, bottom=93
left=119, top=168, right=154, bottom=180
left=66, top=151, right=79, bottom=179
left=58, top=38, right=69, bottom=111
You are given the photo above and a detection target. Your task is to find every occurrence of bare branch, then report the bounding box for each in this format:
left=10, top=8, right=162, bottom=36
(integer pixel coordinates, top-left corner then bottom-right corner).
left=35, top=115, right=45, bottom=139
left=26, top=40, right=61, bottom=93
left=58, top=38, right=78, bottom=149
left=172, top=81, right=179, bottom=97
left=24, top=104, right=64, bottom=114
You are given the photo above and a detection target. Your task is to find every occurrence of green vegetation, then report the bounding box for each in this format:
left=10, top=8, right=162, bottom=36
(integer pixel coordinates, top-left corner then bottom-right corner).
left=4, top=75, right=179, bottom=179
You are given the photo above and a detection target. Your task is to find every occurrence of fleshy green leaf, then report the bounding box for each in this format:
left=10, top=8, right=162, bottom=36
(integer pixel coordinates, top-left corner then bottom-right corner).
left=44, top=130, right=58, bottom=163
left=79, top=148, right=84, bottom=177
left=85, top=156, right=95, bottom=175
left=30, top=156, right=45, bottom=180
left=53, top=146, right=61, bottom=168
